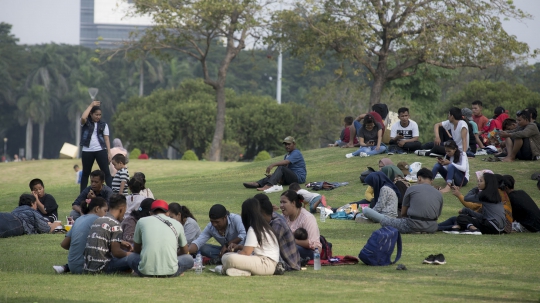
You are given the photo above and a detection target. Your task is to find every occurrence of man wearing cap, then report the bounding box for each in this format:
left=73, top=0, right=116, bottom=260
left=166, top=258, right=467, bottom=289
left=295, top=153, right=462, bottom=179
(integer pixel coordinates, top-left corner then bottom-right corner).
left=462, top=107, right=483, bottom=153
left=243, top=136, right=307, bottom=193
left=389, top=107, right=422, bottom=153
left=127, top=200, right=194, bottom=277
left=188, top=204, right=246, bottom=261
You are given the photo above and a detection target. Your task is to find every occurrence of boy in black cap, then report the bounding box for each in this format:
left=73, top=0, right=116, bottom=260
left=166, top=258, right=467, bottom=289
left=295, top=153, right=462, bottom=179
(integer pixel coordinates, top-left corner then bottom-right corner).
left=188, top=204, right=246, bottom=261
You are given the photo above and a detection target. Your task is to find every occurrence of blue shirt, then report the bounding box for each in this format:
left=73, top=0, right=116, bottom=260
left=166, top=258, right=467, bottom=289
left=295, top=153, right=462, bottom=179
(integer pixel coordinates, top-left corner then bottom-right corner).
left=192, top=214, right=246, bottom=249
left=66, top=214, right=98, bottom=274
left=285, top=149, right=306, bottom=183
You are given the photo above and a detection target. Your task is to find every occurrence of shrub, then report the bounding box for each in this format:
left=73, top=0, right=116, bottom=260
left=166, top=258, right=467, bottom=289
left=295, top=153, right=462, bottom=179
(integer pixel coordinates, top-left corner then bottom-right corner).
left=254, top=150, right=271, bottom=162
left=182, top=150, right=199, bottom=161
left=130, top=148, right=141, bottom=159
left=222, top=141, right=244, bottom=162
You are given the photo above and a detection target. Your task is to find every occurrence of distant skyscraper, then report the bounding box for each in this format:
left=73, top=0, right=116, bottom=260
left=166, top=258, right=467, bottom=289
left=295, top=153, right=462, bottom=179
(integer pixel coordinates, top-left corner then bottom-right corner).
left=80, top=0, right=153, bottom=49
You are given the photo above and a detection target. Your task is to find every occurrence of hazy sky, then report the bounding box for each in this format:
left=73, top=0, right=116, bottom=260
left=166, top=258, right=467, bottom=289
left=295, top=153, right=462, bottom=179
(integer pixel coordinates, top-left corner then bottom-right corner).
left=0, top=0, right=538, bottom=62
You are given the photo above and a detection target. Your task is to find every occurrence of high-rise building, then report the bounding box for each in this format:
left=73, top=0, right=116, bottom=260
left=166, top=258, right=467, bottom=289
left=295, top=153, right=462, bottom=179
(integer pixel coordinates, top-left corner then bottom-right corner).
left=80, top=0, right=153, bottom=49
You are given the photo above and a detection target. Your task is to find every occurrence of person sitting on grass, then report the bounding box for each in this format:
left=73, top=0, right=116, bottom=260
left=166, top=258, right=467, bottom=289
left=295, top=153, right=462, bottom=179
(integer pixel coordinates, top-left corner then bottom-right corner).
left=11, top=194, right=63, bottom=235
left=124, top=178, right=146, bottom=219
left=431, top=140, right=469, bottom=193
left=361, top=172, right=400, bottom=223
left=111, top=154, right=129, bottom=196
left=127, top=200, right=194, bottom=277
left=448, top=173, right=506, bottom=235
left=71, top=170, right=113, bottom=221
left=133, top=172, right=154, bottom=199
left=53, top=197, right=108, bottom=274
left=502, top=175, right=540, bottom=232
left=346, top=114, right=386, bottom=158
left=83, top=194, right=133, bottom=274
left=29, top=178, right=59, bottom=223
left=363, top=168, right=442, bottom=233
left=254, top=193, right=301, bottom=272
left=389, top=107, right=422, bottom=153
left=499, top=110, right=540, bottom=162
left=243, top=136, right=306, bottom=192
left=188, top=204, right=246, bottom=262
left=222, top=198, right=279, bottom=277
left=328, top=116, right=358, bottom=147
left=168, top=203, right=202, bottom=246
left=121, top=198, right=154, bottom=246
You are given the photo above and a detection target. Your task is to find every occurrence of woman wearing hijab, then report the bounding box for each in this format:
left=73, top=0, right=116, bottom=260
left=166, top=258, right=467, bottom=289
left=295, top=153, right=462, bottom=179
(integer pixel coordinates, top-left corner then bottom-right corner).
left=362, top=172, right=401, bottom=222
left=109, top=138, right=128, bottom=176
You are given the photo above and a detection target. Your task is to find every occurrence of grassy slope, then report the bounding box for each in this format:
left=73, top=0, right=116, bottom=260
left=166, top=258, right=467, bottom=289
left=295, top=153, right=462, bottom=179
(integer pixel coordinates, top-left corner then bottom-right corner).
left=1, top=150, right=540, bottom=303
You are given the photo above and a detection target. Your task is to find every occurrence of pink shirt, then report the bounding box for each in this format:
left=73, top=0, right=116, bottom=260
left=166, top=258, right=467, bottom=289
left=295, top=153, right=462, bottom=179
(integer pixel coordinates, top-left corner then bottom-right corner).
left=286, top=208, right=321, bottom=250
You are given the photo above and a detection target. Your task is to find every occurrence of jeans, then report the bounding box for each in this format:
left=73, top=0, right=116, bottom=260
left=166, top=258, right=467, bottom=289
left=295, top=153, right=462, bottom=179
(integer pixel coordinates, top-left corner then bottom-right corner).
left=352, top=143, right=387, bottom=156
left=380, top=217, right=412, bottom=234
left=127, top=253, right=194, bottom=277
left=0, top=213, right=24, bottom=238
left=308, top=195, right=322, bottom=213
left=296, top=245, right=314, bottom=259
left=438, top=216, right=457, bottom=231
left=353, top=121, right=363, bottom=137
left=103, top=257, right=131, bottom=274
left=81, top=149, right=112, bottom=192
left=256, top=166, right=299, bottom=186
left=199, top=244, right=222, bottom=259
left=431, top=163, right=468, bottom=187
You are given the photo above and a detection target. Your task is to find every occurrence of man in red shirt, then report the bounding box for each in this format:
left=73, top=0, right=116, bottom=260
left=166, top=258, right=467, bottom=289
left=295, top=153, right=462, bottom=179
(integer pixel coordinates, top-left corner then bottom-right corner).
left=472, top=100, right=489, bottom=133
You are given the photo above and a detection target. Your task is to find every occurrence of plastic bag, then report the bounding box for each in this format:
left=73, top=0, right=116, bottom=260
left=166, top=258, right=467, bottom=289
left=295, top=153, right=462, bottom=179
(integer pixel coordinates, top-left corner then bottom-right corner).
left=409, top=162, right=422, bottom=176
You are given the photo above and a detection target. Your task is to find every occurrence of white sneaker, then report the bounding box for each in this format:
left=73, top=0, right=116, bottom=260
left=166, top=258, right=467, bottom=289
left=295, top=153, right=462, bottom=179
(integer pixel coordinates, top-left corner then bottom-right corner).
left=264, top=185, right=283, bottom=193
left=345, top=153, right=354, bottom=158
left=475, top=150, right=488, bottom=156
left=226, top=268, right=251, bottom=276
left=359, top=152, right=369, bottom=157
left=53, top=265, right=65, bottom=274
left=435, top=173, right=443, bottom=179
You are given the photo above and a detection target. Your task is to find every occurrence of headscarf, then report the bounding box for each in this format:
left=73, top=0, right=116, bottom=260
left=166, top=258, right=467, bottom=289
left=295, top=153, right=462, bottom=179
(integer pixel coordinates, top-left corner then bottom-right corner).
left=364, top=171, right=401, bottom=202
left=381, top=165, right=404, bottom=181
left=112, top=138, right=126, bottom=151
left=379, top=158, right=394, bottom=168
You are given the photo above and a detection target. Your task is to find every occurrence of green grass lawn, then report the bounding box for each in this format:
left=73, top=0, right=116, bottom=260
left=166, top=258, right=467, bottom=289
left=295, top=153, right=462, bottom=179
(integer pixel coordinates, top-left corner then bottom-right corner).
left=1, top=149, right=540, bottom=303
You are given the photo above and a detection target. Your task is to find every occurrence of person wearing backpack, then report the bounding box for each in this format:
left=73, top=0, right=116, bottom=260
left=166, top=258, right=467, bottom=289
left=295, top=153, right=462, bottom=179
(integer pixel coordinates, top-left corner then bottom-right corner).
left=363, top=168, right=443, bottom=233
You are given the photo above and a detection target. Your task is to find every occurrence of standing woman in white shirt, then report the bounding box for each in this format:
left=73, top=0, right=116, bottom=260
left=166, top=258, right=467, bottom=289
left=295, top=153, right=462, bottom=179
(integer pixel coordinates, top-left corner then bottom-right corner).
left=79, top=100, right=112, bottom=192
left=431, top=140, right=469, bottom=193
left=222, top=198, right=279, bottom=276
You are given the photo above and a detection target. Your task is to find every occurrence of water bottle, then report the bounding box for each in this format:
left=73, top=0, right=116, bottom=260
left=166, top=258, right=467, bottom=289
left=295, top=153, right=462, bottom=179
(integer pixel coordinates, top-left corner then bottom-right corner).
left=313, top=248, right=321, bottom=270
left=195, top=251, right=202, bottom=274
left=320, top=207, right=326, bottom=222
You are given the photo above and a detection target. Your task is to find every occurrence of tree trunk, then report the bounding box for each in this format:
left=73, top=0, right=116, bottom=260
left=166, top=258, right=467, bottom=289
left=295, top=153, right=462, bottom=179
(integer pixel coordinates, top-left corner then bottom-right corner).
left=369, top=73, right=386, bottom=106
left=139, top=64, right=144, bottom=97
left=38, top=122, right=45, bottom=160
left=75, top=111, right=81, bottom=158
left=207, top=85, right=226, bottom=161
left=25, top=118, right=32, bottom=160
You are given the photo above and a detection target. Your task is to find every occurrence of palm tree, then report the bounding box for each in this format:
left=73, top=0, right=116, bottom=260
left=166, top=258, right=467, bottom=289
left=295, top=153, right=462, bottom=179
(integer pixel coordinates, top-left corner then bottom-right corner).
left=129, top=52, right=164, bottom=96
left=17, top=85, right=49, bottom=159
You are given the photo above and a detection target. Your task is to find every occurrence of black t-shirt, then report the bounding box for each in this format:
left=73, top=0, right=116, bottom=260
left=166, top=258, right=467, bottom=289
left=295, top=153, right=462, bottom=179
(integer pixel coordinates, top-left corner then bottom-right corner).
left=359, top=123, right=382, bottom=144
left=39, top=194, right=58, bottom=222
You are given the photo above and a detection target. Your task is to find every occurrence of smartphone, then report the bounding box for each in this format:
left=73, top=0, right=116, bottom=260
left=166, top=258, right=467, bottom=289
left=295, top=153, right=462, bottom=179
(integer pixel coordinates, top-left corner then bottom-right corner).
left=437, top=156, right=443, bottom=161
left=368, top=140, right=375, bottom=144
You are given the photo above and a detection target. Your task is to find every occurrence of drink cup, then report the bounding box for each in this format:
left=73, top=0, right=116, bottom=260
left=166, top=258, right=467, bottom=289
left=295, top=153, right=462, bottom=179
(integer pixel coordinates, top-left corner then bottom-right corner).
left=65, top=225, right=72, bottom=231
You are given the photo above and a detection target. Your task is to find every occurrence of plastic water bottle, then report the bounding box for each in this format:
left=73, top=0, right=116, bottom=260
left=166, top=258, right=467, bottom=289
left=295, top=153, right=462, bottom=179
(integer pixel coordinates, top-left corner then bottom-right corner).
left=320, top=207, right=326, bottom=222
left=313, top=248, right=321, bottom=270
left=195, top=251, right=202, bottom=274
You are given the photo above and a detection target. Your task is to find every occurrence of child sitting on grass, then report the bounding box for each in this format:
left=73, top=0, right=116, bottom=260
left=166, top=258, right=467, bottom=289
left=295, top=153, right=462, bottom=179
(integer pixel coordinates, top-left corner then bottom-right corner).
left=124, top=178, right=146, bottom=218
left=293, top=227, right=308, bottom=241
left=133, top=172, right=154, bottom=199
left=111, top=154, right=129, bottom=195
left=29, top=178, right=59, bottom=223
left=328, top=116, right=358, bottom=147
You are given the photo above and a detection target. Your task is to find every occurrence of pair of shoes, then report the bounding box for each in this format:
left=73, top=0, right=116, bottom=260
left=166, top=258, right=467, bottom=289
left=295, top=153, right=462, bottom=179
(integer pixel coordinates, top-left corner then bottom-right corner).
left=243, top=182, right=259, bottom=189
left=460, top=228, right=482, bottom=235
left=264, top=185, right=283, bottom=193
left=300, top=257, right=310, bottom=267
left=345, top=153, right=354, bottom=158
left=359, top=152, right=369, bottom=157
left=52, top=265, right=66, bottom=274
left=414, top=149, right=429, bottom=156
left=422, top=254, right=446, bottom=265
left=274, top=262, right=286, bottom=275
left=226, top=268, right=251, bottom=276
left=207, top=257, right=222, bottom=265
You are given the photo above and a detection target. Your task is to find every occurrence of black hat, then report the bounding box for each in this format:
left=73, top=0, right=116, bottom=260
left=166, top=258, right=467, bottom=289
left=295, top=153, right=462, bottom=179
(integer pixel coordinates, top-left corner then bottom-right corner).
left=209, top=204, right=228, bottom=220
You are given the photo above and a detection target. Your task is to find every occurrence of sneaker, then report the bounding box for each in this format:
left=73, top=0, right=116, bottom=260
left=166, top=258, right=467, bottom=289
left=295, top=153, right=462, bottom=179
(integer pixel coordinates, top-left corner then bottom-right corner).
left=264, top=185, right=283, bottom=193
left=387, top=151, right=394, bottom=155
left=422, top=254, right=436, bottom=264
left=475, top=150, right=488, bottom=156
left=226, top=268, right=251, bottom=277
left=345, top=153, right=354, bottom=158
left=359, top=152, right=369, bottom=157
left=53, top=265, right=65, bottom=274
left=434, top=173, right=443, bottom=179
left=415, top=149, right=428, bottom=156
left=274, top=262, right=286, bottom=275
left=443, top=230, right=459, bottom=234
left=433, top=254, right=446, bottom=265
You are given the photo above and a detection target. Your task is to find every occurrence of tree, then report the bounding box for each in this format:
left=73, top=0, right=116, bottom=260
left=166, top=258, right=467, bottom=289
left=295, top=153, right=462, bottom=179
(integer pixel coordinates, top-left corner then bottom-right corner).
left=124, top=0, right=273, bottom=161
left=17, top=85, right=49, bottom=159
left=271, top=0, right=537, bottom=106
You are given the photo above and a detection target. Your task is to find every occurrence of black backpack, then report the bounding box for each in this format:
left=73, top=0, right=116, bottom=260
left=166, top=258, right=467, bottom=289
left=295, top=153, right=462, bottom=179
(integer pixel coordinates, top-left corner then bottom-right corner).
left=359, top=167, right=375, bottom=184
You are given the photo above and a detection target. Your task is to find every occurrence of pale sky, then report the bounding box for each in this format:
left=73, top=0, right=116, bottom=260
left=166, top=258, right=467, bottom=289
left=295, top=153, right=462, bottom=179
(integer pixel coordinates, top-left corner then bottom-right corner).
left=0, top=0, right=538, bottom=62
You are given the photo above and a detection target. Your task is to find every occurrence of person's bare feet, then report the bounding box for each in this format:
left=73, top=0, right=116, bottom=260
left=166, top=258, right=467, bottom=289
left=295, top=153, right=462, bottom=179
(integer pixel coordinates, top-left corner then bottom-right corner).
left=501, top=157, right=514, bottom=162
left=439, top=185, right=451, bottom=193
left=257, top=185, right=272, bottom=191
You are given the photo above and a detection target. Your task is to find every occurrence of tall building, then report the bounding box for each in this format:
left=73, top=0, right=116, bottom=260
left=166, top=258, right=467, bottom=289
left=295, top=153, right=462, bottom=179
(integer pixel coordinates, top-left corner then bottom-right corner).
left=80, top=0, right=153, bottom=49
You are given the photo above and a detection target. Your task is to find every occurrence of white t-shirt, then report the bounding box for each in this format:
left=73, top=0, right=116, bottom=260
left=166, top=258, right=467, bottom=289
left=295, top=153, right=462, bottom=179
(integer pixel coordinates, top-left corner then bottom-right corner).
left=124, top=194, right=147, bottom=217
left=444, top=151, right=470, bottom=182
left=441, top=120, right=469, bottom=152
left=390, top=119, right=419, bottom=140
left=243, top=227, right=279, bottom=263
left=82, top=123, right=110, bottom=152
left=297, top=189, right=321, bottom=203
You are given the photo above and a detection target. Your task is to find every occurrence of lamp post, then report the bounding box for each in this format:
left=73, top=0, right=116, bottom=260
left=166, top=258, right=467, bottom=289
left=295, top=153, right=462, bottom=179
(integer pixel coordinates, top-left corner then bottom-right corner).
left=3, top=138, right=7, bottom=159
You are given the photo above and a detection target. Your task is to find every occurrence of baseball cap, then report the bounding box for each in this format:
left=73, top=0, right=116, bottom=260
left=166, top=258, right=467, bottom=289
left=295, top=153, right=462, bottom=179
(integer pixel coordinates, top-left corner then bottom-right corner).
left=282, top=136, right=295, bottom=144
left=209, top=204, right=228, bottom=220
left=151, top=200, right=169, bottom=212
left=461, top=108, right=473, bottom=120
